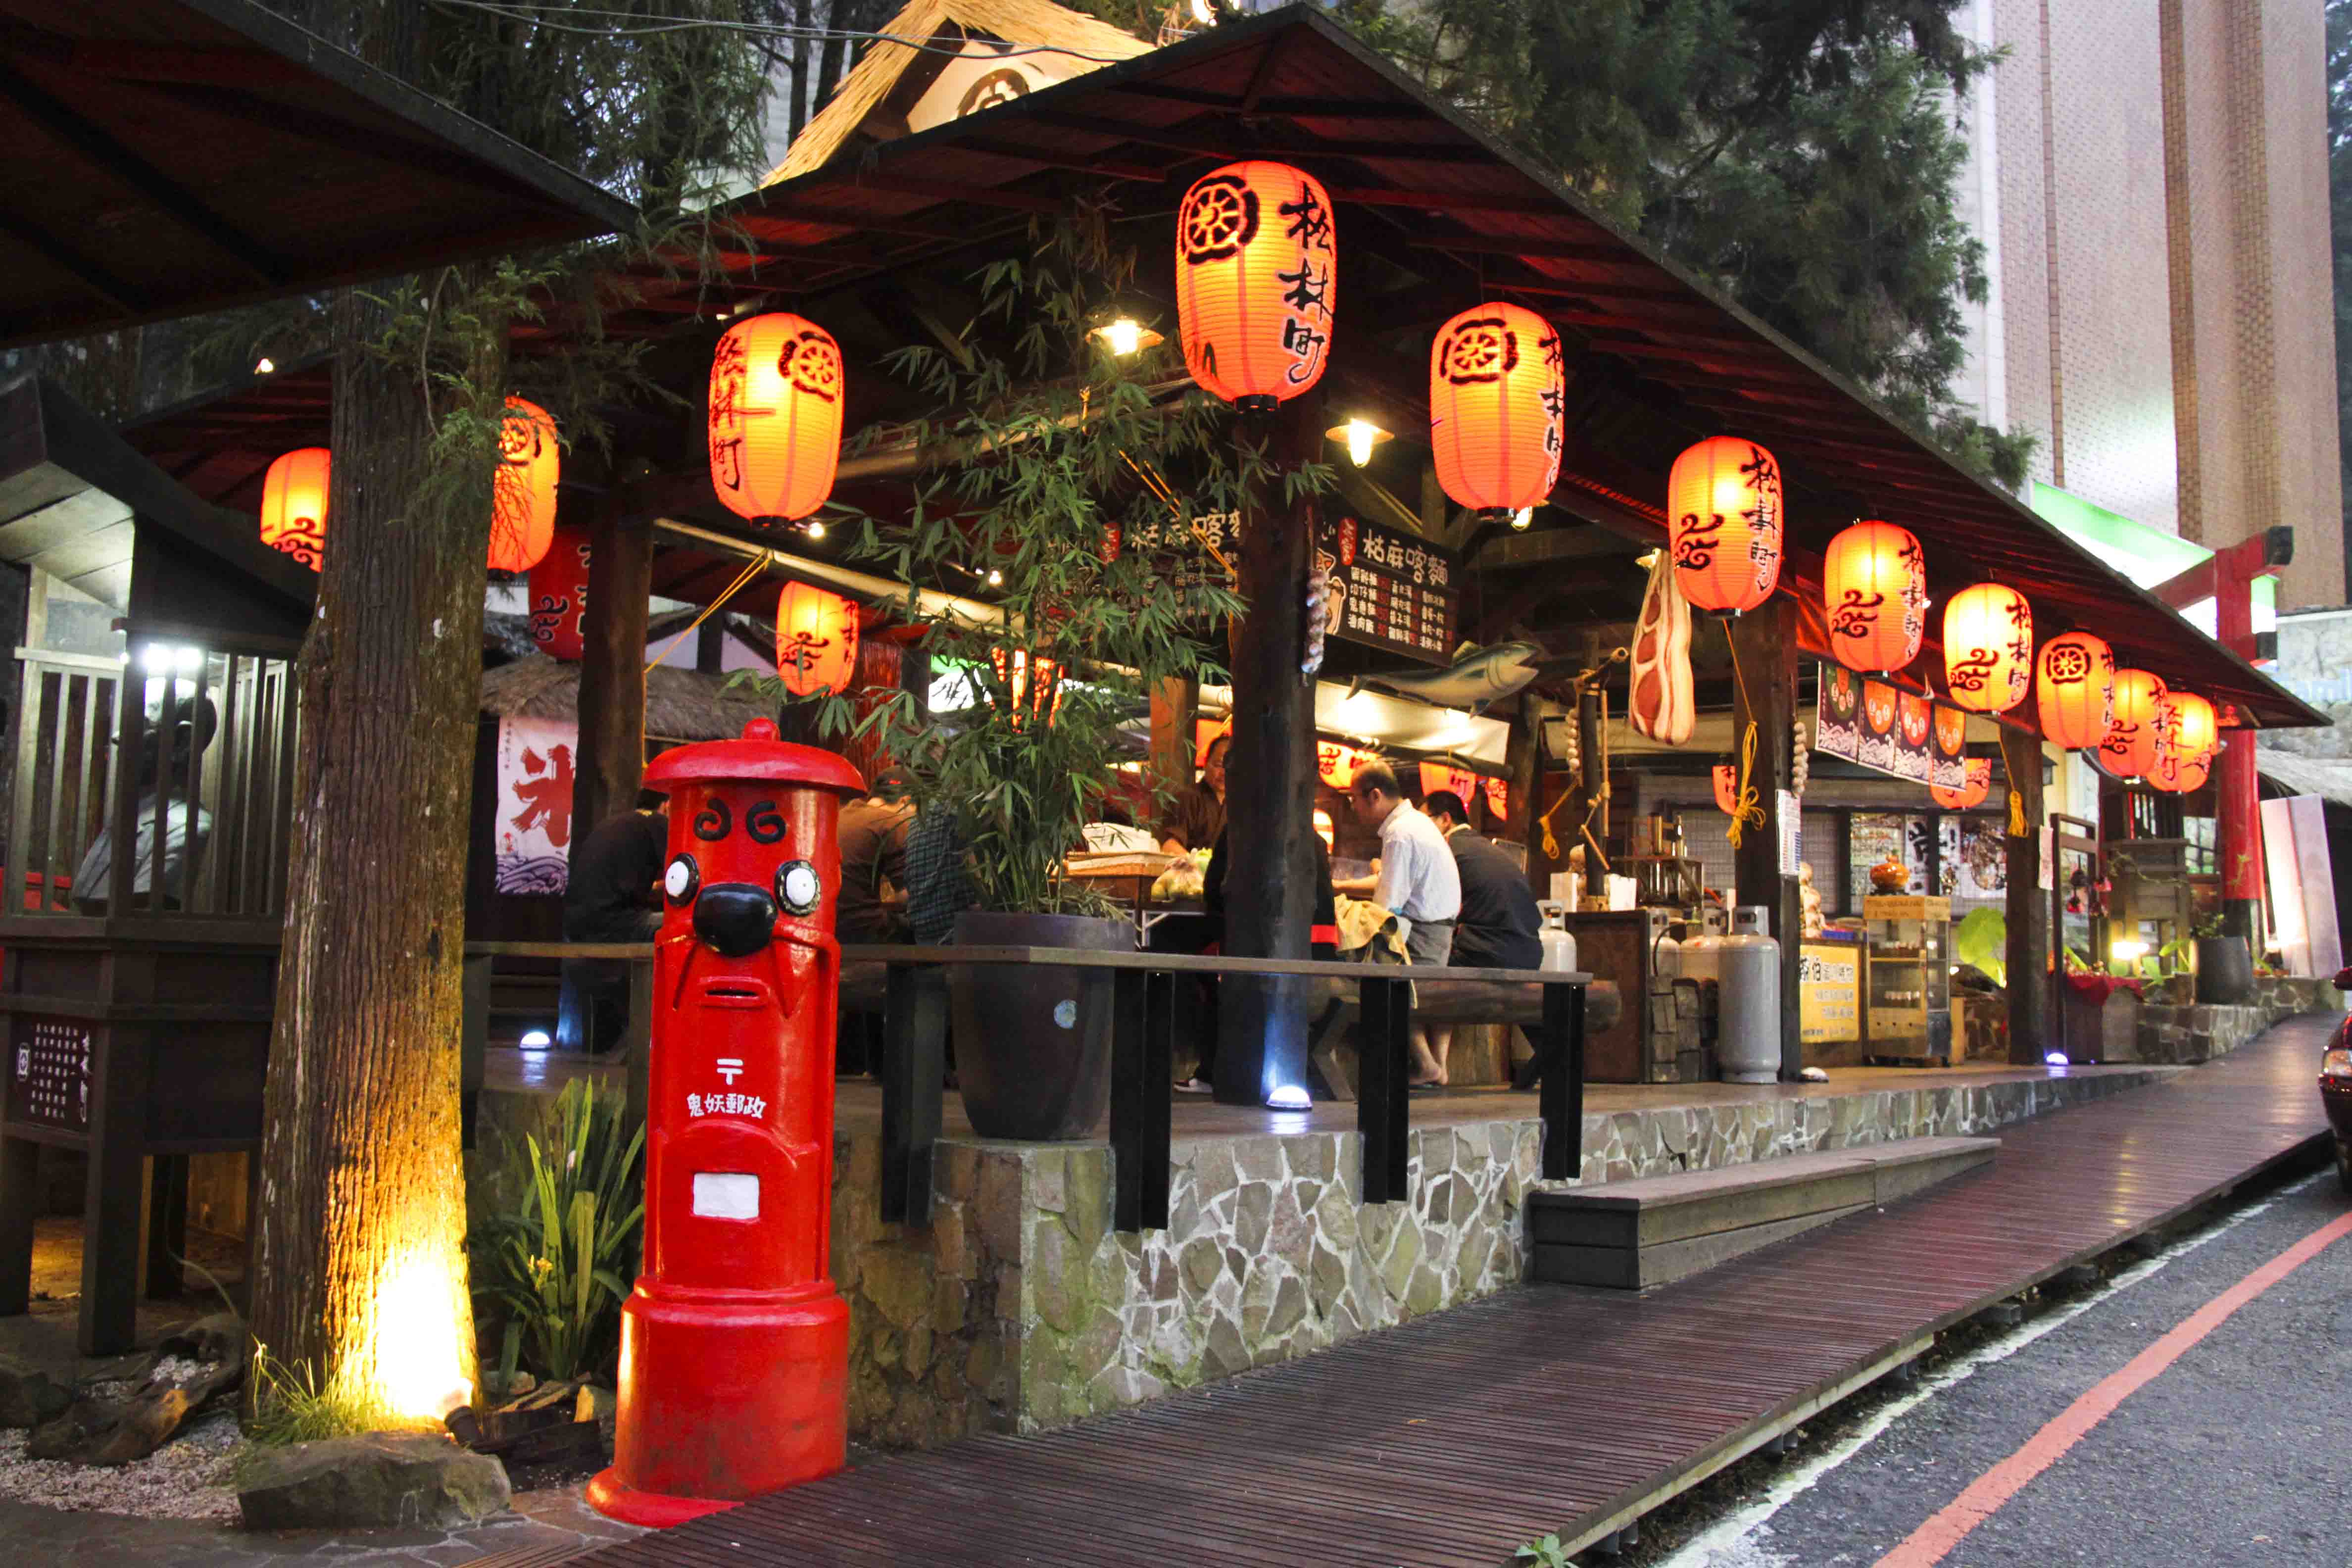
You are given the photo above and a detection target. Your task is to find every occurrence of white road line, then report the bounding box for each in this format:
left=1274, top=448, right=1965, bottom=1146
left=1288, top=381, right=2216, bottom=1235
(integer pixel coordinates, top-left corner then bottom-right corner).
left=1651, top=1172, right=2325, bottom=1568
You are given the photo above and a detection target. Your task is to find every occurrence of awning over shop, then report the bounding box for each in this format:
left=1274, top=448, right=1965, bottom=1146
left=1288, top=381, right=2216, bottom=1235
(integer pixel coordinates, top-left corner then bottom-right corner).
left=0, top=0, right=635, bottom=347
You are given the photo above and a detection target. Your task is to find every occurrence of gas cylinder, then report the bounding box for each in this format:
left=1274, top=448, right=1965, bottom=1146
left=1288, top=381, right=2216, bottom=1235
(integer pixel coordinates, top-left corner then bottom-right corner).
left=1535, top=901, right=1578, bottom=973
left=1716, top=904, right=1783, bottom=1084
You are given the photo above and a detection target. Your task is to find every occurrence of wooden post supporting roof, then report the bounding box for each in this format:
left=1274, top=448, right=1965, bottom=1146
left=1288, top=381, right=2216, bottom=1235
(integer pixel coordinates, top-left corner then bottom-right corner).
left=571, top=501, right=653, bottom=842
left=2002, top=727, right=2050, bottom=1064
left=1729, top=600, right=1802, bottom=1079
left=1217, top=400, right=1322, bottom=1106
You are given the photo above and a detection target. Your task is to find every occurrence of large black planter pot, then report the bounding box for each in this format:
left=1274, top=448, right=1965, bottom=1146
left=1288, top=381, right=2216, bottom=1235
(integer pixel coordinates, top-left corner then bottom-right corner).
left=2195, top=935, right=2254, bottom=1005
left=950, top=911, right=1129, bottom=1141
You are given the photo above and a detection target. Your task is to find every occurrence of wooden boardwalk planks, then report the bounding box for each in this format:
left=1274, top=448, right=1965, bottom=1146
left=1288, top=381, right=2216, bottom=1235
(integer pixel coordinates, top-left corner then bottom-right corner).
left=506, top=1015, right=2340, bottom=1568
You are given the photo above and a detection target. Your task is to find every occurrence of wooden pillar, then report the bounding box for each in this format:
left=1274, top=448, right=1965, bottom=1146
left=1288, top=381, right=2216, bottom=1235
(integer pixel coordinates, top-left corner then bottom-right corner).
left=694, top=615, right=726, bottom=674
left=571, top=502, right=653, bottom=841
left=1149, top=676, right=1198, bottom=803
left=1729, top=598, right=1802, bottom=1079
left=2001, top=726, right=2050, bottom=1064
left=1217, top=400, right=1322, bottom=1106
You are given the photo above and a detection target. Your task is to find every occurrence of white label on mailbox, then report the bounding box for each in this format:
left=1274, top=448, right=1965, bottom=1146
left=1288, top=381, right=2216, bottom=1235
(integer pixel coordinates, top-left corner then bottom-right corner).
left=691, top=1172, right=760, bottom=1220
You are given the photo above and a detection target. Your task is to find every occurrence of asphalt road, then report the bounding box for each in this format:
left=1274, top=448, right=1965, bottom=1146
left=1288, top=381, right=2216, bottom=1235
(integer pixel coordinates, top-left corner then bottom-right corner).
left=1624, top=1158, right=2352, bottom=1568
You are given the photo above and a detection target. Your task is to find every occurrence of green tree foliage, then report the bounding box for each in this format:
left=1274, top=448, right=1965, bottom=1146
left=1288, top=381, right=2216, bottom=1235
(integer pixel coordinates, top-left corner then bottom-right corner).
left=1336, top=0, right=2037, bottom=488
left=2327, top=0, right=2352, bottom=600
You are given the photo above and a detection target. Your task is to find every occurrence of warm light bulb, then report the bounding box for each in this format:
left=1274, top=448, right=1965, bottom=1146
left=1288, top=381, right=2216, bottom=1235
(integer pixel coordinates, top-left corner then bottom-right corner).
left=1106, top=318, right=1141, bottom=356
left=806, top=520, right=827, bottom=540
left=254, top=358, right=275, bottom=375
left=1510, top=507, right=1532, bottom=532
left=1190, top=0, right=1215, bottom=21
left=1345, top=420, right=1376, bottom=467
left=986, top=569, right=1003, bottom=587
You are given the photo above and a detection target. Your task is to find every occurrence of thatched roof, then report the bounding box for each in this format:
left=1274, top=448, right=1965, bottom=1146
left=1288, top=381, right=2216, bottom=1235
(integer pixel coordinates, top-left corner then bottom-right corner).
left=480, top=654, right=776, bottom=743
left=2256, top=750, right=2352, bottom=809
left=766, top=0, right=1150, bottom=183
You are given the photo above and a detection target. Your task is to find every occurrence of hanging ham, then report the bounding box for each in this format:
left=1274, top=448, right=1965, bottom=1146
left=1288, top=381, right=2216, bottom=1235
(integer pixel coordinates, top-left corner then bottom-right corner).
left=1629, top=548, right=1695, bottom=744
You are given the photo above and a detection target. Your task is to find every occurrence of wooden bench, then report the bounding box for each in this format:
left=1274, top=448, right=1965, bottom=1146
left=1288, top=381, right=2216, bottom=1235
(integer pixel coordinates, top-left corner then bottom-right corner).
left=1306, top=977, right=1624, bottom=1099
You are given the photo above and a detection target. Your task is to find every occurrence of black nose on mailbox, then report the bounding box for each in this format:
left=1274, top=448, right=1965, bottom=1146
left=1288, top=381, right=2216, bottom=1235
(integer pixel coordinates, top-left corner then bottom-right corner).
left=693, top=883, right=777, bottom=957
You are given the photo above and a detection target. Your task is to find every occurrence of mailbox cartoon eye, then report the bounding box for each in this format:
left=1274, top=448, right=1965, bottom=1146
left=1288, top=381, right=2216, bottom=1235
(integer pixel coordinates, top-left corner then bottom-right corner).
left=776, top=858, right=821, bottom=917
left=664, top=852, right=700, bottom=905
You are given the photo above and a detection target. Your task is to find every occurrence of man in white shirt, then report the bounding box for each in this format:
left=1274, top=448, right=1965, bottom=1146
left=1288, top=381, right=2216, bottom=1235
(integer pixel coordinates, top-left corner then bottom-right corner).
left=1335, top=761, right=1462, bottom=1086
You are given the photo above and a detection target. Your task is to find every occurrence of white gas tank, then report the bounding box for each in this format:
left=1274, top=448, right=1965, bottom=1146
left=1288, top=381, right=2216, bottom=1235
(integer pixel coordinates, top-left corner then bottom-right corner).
left=1717, top=904, right=1783, bottom=1084
left=1535, top=901, right=1578, bottom=973
left=1677, top=906, right=1728, bottom=984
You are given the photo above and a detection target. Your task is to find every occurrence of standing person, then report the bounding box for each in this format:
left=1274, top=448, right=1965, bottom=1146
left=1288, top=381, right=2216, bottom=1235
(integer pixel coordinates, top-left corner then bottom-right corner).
left=1334, top=762, right=1461, bottom=1087
left=836, top=767, right=915, bottom=944
left=1421, top=789, right=1543, bottom=1084
left=1156, top=733, right=1228, bottom=854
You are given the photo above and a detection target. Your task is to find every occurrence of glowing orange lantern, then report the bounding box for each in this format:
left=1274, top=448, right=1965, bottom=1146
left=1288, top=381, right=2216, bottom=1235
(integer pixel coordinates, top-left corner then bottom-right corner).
left=1931, top=758, right=1991, bottom=810
left=1318, top=742, right=1362, bottom=790
left=1823, top=520, right=1927, bottom=673
left=1419, top=762, right=1478, bottom=805
left=708, top=311, right=843, bottom=524
left=2169, top=691, right=2218, bottom=764
left=2035, top=631, right=2114, bottom=750
left=1942, top=583, right=2032, bottom=713
left=1429, top=302, right=1563, bottom=517
left=990, top=648, right=1063, bottom=729
left=1483, top=776, right=1508, bottom=820
left=1175, top=160, right=1335, bottom=411
left=490, top=396, right=559, bottom=573
left=1666, top=437, right=1783, bottom=615
left=2174, top=751, right=2213, bottom=793
left=1713, top=764, right=1738, bottom=815
left=528, top=527, right=592, bottom=661
left=2100, top=669, right=2169, bottom=780
left=259, top=446, right=330, bottom=570
left=774, top=581, right=859, bottom=697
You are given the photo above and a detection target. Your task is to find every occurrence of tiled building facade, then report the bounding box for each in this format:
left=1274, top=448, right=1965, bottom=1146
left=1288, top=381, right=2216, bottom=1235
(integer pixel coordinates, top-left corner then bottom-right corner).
left=1954, top=0, right=2342, bottom=610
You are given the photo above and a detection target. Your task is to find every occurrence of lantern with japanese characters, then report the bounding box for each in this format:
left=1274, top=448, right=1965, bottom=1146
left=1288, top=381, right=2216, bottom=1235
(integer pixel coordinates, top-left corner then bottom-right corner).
left=588, top=719, right=865, bottom=1527
left=1823, top=520, right=1928, bottom=674
left=1483, top=776, right=1508, bottom=821
left=1942, top=583, right=2032, bottom=713
left=489, top=397, right=559, bottom=573
left=1666, top=436, right=1783, bottom=615
left=259, top=446, right=330, bottom=570
left=1931, top=758, right=1991, bottom=810
left=2035, top=631, right=2114, bottom=751
left=528, top=527, right=592, bottom=661
left=1419, top=762, right=1477, bottom=806
left=2169, top=691, right=2219, bottom=767
left=2100, top=668, right=2169, bottom=780
left=708, top=312, right=843, bottom=524
left=774, top=582, right=859, bottom=697
left=1713, top=764, right=1738, bottom=815
left=1429, top=302, right=1564, bottom=517
left=1175, top=160, right=1335, bottom=411
left=1317, top=742, right=1362, bottom=790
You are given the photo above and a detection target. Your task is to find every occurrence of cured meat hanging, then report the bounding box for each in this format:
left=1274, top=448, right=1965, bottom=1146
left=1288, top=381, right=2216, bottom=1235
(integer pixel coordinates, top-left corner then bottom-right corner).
left=1629, top=547, right=1695, bottom=744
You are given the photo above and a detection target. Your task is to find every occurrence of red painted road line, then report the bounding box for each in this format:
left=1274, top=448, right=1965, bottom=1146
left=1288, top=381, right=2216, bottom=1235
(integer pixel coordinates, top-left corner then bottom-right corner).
left=1875, top=1206, right=2352, bottom=1568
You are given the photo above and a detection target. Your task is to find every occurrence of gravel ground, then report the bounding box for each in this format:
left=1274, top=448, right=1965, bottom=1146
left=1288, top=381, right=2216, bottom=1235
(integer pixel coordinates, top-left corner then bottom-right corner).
left=0, top=1408, right=245, bottom=1523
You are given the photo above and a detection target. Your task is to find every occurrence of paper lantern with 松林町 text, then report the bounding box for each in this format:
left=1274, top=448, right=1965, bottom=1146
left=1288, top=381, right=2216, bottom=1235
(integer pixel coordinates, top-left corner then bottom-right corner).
left=1430, top=302, right=1564, bottom=517
left=2034, top=631, right=2114, bottom=750
left=774, top=581, right=859, bottom=697
left=259, top=446, right=330, bottom=570
left=490, top=397, right=559, bottom=573
left=1176, top=160, right=1335, bottom=411
left=1942, top=583, right=2032, bottom=713
left=1666, top=437, right=1782, bottom=615
left=2168, top=691, right=2218, bottom=765
left=528, top=528, right=591, bottom=661
left=2100, top=669, right=2169, bottom=780
left=709, top=312, right=843, bottom=524
left=1823, top=520, right=1928, bottom=674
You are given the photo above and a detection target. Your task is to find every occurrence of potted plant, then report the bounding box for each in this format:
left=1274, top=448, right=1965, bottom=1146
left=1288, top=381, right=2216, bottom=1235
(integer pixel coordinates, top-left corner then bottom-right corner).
left=797, top=209, right=1270, bottom=1140
left=2192, top=911, right=2254, bottom=1005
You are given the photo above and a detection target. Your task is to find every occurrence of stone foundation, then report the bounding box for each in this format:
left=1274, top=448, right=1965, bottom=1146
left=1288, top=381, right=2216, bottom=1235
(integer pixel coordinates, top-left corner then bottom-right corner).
left=2136, top=979, right=2341, bottom=1065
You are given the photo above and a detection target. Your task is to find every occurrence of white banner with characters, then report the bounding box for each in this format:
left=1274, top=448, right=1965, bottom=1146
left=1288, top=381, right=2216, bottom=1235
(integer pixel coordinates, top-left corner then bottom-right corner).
left=494, top=715, right=578, bottom=895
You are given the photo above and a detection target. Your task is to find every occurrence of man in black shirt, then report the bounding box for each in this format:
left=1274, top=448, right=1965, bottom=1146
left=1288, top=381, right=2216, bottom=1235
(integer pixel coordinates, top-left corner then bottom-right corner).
left=1422, top=791, right=1542, bottom=1083
left=565, top=791, right=669, bottom=943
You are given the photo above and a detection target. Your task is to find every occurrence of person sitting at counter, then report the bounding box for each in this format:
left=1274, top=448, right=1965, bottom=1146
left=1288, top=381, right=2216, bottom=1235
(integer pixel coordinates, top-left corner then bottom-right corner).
left=1422, top=790, right=1542, bottom=1084
left=1333, top=762, right=1461, bottom=1088
left=1157, top=733, right=1227, bottom=854
left=836, top=768, right=915, bottom=944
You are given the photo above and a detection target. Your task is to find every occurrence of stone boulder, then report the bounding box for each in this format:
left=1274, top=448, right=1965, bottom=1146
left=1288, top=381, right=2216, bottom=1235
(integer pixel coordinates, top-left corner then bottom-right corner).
left=237, top=1431, right=511, bottom=1531
left=25, top=1311, right=248, bottom=1464
left=0, top=1355, right=71, bottom=1428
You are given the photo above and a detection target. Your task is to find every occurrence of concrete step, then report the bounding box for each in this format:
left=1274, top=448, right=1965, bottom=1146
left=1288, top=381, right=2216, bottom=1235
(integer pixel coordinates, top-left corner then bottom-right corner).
left=1528, top=1136, right=1999, bottom=1290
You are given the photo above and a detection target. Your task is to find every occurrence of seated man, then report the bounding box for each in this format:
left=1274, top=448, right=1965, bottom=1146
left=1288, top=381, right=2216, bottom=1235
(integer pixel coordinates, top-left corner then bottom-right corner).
left=73, top=691, right=218, bottom=913
left=1421, top=789, right=1542, bottom=1084
left=564, top=790, right=669, bottom=943
left=836, top=768, right=915, bottom=944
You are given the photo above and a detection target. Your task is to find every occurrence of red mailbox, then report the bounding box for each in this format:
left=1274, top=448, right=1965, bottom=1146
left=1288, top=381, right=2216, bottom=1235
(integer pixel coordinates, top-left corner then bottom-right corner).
left=588, top=719, right=865, bottom=1527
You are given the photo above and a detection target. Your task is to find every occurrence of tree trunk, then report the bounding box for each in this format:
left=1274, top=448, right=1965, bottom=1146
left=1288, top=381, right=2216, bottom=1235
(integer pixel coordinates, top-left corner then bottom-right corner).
left=571, top=502, right=653, bottom=841
left=248, top=282, right=495, bottom=1417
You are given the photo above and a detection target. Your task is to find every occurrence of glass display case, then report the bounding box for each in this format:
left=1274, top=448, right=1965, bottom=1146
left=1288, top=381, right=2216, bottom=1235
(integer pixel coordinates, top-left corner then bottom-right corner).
left=1863, top=894, right=1952, bottom=1065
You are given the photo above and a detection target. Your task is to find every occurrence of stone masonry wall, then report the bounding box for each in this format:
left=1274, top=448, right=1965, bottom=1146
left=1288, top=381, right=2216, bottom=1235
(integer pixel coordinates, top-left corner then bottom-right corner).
left=2138, top=980, right=2340, bottom=1065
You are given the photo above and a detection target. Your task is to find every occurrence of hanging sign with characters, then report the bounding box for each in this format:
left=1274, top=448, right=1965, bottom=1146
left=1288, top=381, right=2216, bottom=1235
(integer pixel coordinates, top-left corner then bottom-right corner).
left=494, top=715, right=578, bottom=894
left=1813, top=666, right=1967, bottom=789
left=1315, top=513, right=1458, bottom=663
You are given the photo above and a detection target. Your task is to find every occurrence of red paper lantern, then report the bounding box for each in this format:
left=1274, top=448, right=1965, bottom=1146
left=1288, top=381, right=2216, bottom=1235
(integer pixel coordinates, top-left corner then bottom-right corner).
left=259, top=446, right=330, bottom=570
left=1317, top=742, right=1362, bottom=790
left=708, top=312, right=843, bottom=524
left=2035, top=631, right=2114, bottom=750
left=2174, top=750, right=2213, bottom=792
left=1823, top=520, right=1928, bottom=673
left=774, top=581, right=859, bottom=697
left=1942, top=583, right=2032, bottom=713
left=1713, top=764, right=1738, bottom=815
left=1175, top=160, right=1335, bottom=411
left=2169, top=691, right=2218, bottom=764
left=528, top=527, right=592, bottom=661
left=1931, top=758, right=1991, bottom=810
left=2100, top=669, right=2169, bottom=780
left=1429, top=302, right=1564, bottom=516
left=990, top=649, right=1063, bottom=730
left=1666, top=437, right=1783, bottom=615
left=1419, top=762, right=1477, bottom=805
left=490, top=396, right=559, bottom=573
left=1483, top=777, right=1508, bottom=820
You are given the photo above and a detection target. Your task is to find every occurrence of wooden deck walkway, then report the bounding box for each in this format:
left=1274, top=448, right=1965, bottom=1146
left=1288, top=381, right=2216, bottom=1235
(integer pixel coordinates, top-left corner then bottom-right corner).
left=502, top=1014, right=2341, bottom=1568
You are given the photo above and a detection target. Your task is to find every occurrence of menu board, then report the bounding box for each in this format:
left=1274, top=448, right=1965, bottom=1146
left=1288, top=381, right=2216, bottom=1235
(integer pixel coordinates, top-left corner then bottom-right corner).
left=1813, top=666, right=1967, bottom=790
left=8, top=1016, right=91, bottom=1131
left=1169, top=510, right=1461, bottom=665
left=1799, top=940, right=1861, bottom=1044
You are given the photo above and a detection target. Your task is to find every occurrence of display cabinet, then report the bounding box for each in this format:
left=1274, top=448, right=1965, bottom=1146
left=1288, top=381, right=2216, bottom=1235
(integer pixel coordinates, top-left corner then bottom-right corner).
left=1863, top=894, right=1952, bottom=1066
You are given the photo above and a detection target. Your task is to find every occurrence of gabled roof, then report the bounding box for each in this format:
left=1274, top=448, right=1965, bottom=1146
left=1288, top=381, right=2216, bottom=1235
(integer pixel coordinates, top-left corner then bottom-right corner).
left=767, top=0, right=1150, bottom=183
left=0, top=0, right=635, bottom=348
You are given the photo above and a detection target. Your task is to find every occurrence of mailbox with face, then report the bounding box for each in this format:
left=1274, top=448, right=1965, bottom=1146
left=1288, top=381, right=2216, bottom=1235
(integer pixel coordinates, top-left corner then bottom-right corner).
left=588, top=719, right=864, bottom=1527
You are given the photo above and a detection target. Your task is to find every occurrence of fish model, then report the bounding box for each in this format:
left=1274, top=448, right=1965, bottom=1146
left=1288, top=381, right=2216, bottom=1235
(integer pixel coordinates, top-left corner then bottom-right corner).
left=1346, top=639, right=1558, bottom=713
